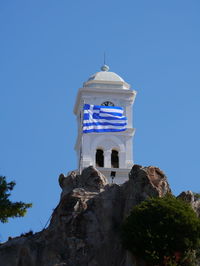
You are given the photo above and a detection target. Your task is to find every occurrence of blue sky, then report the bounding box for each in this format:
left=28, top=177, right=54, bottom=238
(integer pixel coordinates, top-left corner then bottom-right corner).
left=0, top=0, right=200, bottom=242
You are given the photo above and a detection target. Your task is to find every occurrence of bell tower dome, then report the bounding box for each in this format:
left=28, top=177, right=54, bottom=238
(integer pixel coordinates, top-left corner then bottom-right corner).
left=73, top=65, right=137, bottom=184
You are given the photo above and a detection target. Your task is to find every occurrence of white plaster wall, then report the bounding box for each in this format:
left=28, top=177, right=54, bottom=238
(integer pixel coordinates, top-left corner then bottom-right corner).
left=81, top=131, right=133, bottom=169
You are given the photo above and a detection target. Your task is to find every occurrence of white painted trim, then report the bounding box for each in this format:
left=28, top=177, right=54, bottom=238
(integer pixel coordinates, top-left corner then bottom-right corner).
left=73, top=87, right=136, bottom=115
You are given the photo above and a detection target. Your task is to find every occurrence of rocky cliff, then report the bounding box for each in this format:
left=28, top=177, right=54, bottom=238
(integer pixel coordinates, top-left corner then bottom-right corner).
left=0, top=165, right=186, bottom=266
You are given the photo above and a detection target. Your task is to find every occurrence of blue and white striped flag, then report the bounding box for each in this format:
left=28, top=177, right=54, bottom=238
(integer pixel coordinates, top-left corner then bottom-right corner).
left=83, top=104, right=127, bottom=133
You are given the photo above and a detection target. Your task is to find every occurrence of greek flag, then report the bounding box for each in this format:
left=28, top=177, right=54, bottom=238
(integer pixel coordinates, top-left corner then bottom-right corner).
left=83, top=104, right=127, bottom=133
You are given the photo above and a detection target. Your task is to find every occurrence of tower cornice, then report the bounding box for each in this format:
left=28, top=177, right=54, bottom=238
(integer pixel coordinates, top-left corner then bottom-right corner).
left=73, top=87, right=136, bottom=115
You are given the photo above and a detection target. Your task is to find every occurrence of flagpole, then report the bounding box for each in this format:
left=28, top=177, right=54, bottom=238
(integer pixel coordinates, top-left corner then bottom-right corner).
left=79, top=100, right=85, bottom=175
left=79, top=134, right=83, bottom=175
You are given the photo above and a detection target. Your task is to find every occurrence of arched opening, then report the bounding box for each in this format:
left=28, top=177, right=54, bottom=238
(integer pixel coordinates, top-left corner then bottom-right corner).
left=111, top=150, right=119, bottom=168
left=96, top=149, right=104, bottom=167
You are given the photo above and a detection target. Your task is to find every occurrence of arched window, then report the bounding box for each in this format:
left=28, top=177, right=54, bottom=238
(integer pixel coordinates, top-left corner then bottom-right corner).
left=96, top=149, right=104, bottom=167
left=111, top=150, right=119, bottom=168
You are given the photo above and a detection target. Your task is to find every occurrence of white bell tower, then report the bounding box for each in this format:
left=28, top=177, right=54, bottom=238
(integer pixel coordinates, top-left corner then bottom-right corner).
left=73, top=65, right=137, bottom=184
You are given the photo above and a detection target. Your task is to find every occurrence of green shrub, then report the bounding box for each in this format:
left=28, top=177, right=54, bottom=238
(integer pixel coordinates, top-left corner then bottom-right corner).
left=121, top=195, right=200, bottom=265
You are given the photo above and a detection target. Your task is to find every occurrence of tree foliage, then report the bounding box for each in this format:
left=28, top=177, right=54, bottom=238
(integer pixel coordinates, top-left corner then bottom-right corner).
left=121, top=195, right=200, bottom=265
left=0, top=176, right=32, bottom=223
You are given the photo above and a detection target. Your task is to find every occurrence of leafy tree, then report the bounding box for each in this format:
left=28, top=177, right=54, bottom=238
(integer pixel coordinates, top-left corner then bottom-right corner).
left=121, top=195, right=200, bottom=266
left=0, top=176, right=32, bottom=223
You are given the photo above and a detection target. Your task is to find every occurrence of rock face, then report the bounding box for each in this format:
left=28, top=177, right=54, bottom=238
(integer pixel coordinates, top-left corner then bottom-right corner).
left=177, top=190, right=200, bottom=217
left=0, top=165, right=171, bottom=266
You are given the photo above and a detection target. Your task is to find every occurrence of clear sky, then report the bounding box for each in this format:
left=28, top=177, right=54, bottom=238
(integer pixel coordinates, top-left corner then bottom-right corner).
left=1, top=0, right=200, bottom=242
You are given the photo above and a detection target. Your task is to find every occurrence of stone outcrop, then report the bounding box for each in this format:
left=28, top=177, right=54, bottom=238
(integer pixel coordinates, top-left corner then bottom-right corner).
left=0, top=165, right=173, bottom=266
left=177, top=190, right=200, bottom=217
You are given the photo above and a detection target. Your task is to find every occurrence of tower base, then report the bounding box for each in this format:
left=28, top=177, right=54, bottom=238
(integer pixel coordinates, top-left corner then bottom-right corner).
left=96, top=167, right=131, bottom=185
